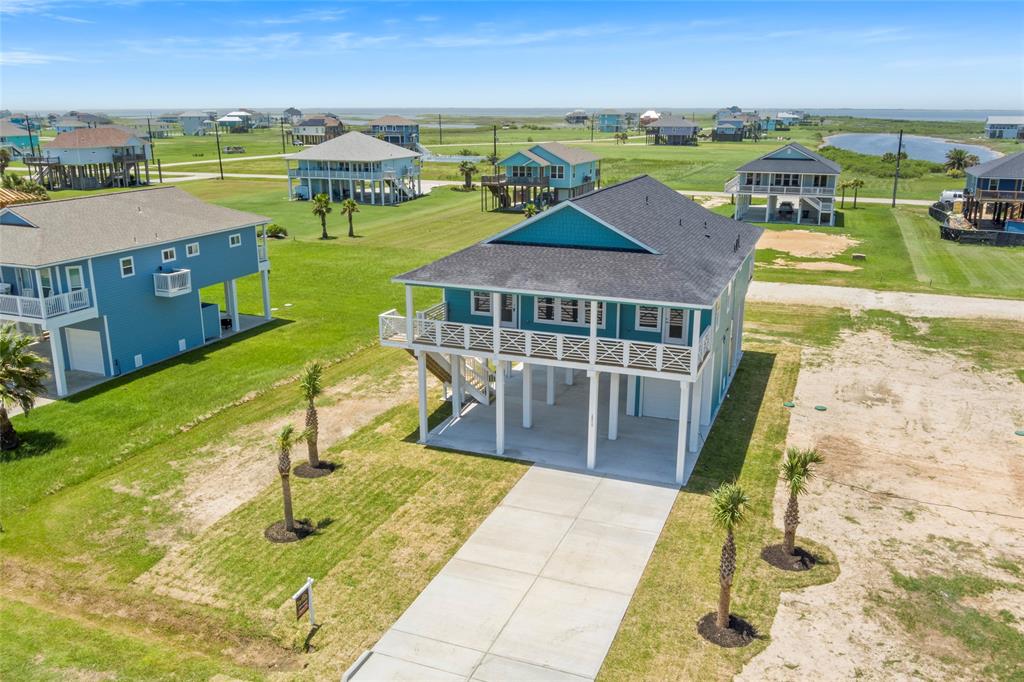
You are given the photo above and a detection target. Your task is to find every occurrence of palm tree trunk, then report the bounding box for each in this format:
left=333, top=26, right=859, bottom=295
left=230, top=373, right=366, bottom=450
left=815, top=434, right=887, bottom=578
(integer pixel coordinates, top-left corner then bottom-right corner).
left=280, top=473, right=294, bottom=531
left=783, top=491, right=799, bottom=555
left=305, top=402, right=319, bottom=467
left=0, top=405, right=19, bottom=451
left=717, top=530, right=736, bottom=629
left=717, top=581, right=732, bottom=630
left=320, top=216, right=328, bottom=240
left=853, top=188, right=859, bottom=209
left=348, top=214, right=354, bottom=238
left=840, top=188, right=846, bottom=208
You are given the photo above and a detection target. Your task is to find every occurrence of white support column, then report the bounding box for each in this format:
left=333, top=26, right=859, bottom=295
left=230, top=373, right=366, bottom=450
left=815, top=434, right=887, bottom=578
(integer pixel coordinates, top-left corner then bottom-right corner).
left=689, top=374, right=702, bottom=453
left=626, top=375, right=637, bottom=416
left=608, top=372, right=619, bottom=441
left=49, top=326, right=68, bottom=397
left=522, top=363, right=532, bottom=428
left=675, top=379, right=691, bottom=485
left=587, top=371, right=599, bottom=470
left=495, top=360, right=506, bottom=455
left=405, top=285, right=415, bottom=343
left=588, top=299, right=598, bottom=365
left=228, top=279, right=239, bottom=331
left=260, top=270, right=271, bottom=320
left=417, top=351, right=428, bottom=442
left=565, top=367, right=574, bottom=385
left=700, top=360, right=713, bottom=429
left=491, top=292, right=501, bottom=356
left=546, top=365, right=555, bottom=405
left=451, top=354, right=463, bottom=419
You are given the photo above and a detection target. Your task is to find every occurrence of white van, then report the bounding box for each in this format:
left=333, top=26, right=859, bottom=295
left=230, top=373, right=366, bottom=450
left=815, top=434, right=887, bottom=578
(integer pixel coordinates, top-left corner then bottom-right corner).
left=940, top=190, right=964, bottom=203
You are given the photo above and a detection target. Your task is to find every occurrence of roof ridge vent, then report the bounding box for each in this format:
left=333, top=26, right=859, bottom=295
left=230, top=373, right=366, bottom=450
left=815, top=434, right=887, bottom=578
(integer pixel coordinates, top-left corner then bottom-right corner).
left=734, top=233, right=741, bottom=252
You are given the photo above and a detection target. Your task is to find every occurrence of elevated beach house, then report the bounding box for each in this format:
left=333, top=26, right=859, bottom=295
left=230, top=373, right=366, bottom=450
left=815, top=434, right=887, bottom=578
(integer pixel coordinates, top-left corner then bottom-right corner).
left=645, top=115, right=701, bottom=145
left=378, top=176, right=760, bottom=485
left=985, top=116, right=1024, bottom=140
left=52, top=118, right=88, bottom=134
left=597, top=110, right=627, bottom=133
left=369, top=115, right=420, bottom=149
left=481, top=142, right=601, bottom=211
left=0, top=119, right=34, bottom=157
left=25, top=126, right=153, bottom=191
left=179, top=111, right=212, bottom=136
left=961, top=152, right=1024, bottom=231
left=727, top=143, right=840, bottom=226
left=293, top=115, right=345, bottom=146
left=0, top=187, right=272, bottom=397
left=286, top=131, right=421, bottom=204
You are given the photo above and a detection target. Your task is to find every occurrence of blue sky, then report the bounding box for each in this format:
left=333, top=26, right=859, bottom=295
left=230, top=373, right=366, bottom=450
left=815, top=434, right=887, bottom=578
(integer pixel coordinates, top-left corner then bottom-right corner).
left=2, top=1, right=1023, bottom=111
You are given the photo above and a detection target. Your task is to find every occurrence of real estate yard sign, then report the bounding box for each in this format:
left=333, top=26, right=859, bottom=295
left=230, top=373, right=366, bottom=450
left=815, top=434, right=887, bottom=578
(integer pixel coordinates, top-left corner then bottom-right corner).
left=293, top=577, right=315, bottom=624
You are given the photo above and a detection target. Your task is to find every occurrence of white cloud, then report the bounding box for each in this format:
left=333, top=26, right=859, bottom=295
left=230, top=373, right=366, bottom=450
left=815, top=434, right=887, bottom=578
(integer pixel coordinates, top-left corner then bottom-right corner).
left=43, top=13, right=94, bottom=23
left=247, top=8, right=348, bottom=26
left=416, top=15, right=439, bottom=22
left=327, top=32, right=399, bottom=49
left=0, top=49, right=75, bottom=65
left=423, top=24, right=620, bottom=49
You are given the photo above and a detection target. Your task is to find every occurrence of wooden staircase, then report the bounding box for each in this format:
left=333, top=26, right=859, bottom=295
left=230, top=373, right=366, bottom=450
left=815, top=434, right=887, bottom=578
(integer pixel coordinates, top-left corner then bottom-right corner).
left=406, top=349, right=492, bottom=405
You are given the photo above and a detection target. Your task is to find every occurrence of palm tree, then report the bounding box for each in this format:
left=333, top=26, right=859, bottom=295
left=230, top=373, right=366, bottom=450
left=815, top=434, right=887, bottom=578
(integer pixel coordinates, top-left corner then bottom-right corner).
left=849, top=178, right=865, bottom=209
left=299, top=362, right=323, bottom=469
left=0, top=148, right=10, bottom=175
left=711, top=482, right=749, bottom=630
left=780, top=448, right=823, bottom=555
left=276, top=424, right=302, bottom=532
left=523, top=203, right=539, bottom=218
left=2, top=173, right=48, bottom=200
left=311, top=193, right=331, bottom=240
left=837, top=180, right=852, bottom=208
left=339, top=198, right=359, bottom=238
left=0, top=324, right=48, bottom=451
left=944, top=148, right=980, bottom=172
left=458, top=161, right=478, bottom=189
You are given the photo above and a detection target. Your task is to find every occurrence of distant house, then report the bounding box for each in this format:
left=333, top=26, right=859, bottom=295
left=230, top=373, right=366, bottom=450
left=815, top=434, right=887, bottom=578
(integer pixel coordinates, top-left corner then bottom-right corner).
left=481, top=142, right=601, bottom=211
left=0, top=119, right=34, bottom=157
left=217, top=111, right=251, bottom=132
left=564, top=109, right=589, bottom=125
left=639, top=110, right=660, bottom=126
left=645, top=115, right=701, bottom=145
left=961, top=152, right=1024, bottom=230
left=713, top=120, right=745, bottom=141
left=985, top=116, right=1024, bottom=140
left=293, top=116, right=345, bottom=145
left=179, top=111, right=212, bottom=136
left=286, top=131, right=421, bottom=205
left=0, top=187, right=272, bottom=397
left=238, top=109, right=270, bottom=128
left=72, top=112, right=112, bottom=126
left=122, top=119, right=175, bottom=139
left=775, top=112, right=803, bottom=126
left=26, top=126, right=152, bottom=191
left=597, top=110, right=627, bottom=133
left=283, top=107, right=303, bottom=125
left=369, top=115, right=419, bottom=149
left=53, top=118, right=88, bottom=134
left=726, top=143, right=840, bottom=226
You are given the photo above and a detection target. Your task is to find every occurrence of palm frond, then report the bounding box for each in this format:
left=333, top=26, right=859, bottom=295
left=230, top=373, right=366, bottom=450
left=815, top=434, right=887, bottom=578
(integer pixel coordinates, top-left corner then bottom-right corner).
left=710, top=482, right=748, bottom=532
left=0, top=323, right=48, bottom=414
left=781, top=447, right=824, bottom=496
left=299, top=361, right=323, bottom=401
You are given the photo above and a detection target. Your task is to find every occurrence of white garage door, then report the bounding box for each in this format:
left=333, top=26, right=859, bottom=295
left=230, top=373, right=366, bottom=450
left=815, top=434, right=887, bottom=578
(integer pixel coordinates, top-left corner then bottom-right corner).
left=65, top=328, right=105, bottom=374
left=640, top=377, right=681, bottom=420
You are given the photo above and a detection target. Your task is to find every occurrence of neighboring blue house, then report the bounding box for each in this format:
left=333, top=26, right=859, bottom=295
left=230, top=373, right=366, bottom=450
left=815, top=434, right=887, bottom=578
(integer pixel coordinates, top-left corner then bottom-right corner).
left=0, top=187, right=272, bottom=397
left=481, top=141, right=601, bottom=211
left=961, top=151, right=1024, bottom=231
left=28, top=126, right=153, bottom=190
left=713, top=118, right=746, bottom=141
left=0, top=119, right=34, bottom=157
left=370, top=115, right=420, bottom=149
left=775, top=112, right=803, bottom=127
left=597, top=110, right=627, bottom=133
left=645, top=115, right=701, bottom=145
left=985, top=116, right=1024, bottom=140
left=286, top=131, right=422, bottom=205
left=53, top=118, right=89, bottom=134
left=379, top=175, right=761, bottom=485
left=726, top=142, right=841, bottom=225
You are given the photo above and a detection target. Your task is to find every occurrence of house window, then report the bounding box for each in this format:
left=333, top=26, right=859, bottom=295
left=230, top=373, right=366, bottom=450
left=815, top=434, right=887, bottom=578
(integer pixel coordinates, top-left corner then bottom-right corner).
left=471, top=291, right=492, bottom=315
left=186, top=242, right=200, bottom=257
left=120, top=257, right=135, bottom=278
left=39, top=269, right=53, bottom=297
left=66, top=265, right=84, bottom=291
left=536, top=297, right=556, bottom=321
left=667, top=309, right=688, bottom=340
left=161, top=247, right=176, bottom=263
left=550, top=165, right=565, bottom=179
left=229, top=233, right=242, bottom=248
left=560, top=298, right=579, bottom=324
left=534, top=297, right=604, bottom=328
left=583, top=301, right=605, bottom=326
left=812, top=174, right=829, bottom=188
left=636, top=305, right=661, bottom=330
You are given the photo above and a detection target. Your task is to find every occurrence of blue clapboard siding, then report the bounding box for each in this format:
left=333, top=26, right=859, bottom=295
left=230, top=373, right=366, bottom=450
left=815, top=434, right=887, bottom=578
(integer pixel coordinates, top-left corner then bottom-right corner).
left=493, top=206, right=646, bottom=252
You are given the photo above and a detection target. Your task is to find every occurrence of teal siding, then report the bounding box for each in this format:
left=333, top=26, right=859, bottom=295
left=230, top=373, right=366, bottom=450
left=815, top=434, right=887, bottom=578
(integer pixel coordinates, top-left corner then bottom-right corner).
left=444, top=288, right=493, bottom=325
left=494, top=206, right=645, bottom=252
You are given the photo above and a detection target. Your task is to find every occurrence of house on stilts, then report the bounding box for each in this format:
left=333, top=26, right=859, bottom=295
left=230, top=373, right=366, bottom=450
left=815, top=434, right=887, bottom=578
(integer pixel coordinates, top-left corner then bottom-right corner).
left=480, top=142, right=601, bottom=211
left=378, top=175, right=761, bottom=486
left=24, top=126, right=152, bottom=191
left=726, top=143, right=840, bottom=226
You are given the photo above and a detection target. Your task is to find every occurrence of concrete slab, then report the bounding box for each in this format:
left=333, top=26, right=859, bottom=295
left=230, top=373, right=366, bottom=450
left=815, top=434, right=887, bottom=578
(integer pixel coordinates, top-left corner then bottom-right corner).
left=579, top=477, right=679, bottom=534
left=374, top=630, right=483, bottom=678
left=349, top=652, right=467, bottom=681
left=541, top=519, right=659, bottom=595
left=470, top=654, right=591, bottom=682
left=501, top=466, right=600, bottom=518
left=454, top=506, right=574, bottom=574
left=489, top=578, right=632, bottom=679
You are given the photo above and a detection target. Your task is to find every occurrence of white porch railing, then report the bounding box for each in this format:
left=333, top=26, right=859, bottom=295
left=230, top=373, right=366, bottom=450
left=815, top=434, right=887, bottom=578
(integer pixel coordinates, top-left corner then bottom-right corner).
left=0, top=289, right=92, bottom=320
left=725, top=177, right=835, bottom=197
left=153, top=269, right=192, bottom=297
left=379, top=310, right=707, bottom=377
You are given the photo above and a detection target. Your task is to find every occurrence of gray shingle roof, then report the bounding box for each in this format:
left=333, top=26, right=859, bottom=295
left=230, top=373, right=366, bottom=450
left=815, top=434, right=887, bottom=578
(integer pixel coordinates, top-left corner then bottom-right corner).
left=0, top=186, right=270, bottom=267
left=965, top=151, right=1024, bottom=179
left=986, top=116, right=1024, bottom=125
left=737, top=143, right=841, bottom=175
left=287, top=131, right=419, bottom=162
left=536, top=141, right=600, bottom=165
left=371, top=115, right=418, bottom=126
left=394, top=176, right=762, bottom=307
left=651, top=115, right=700, bottom=129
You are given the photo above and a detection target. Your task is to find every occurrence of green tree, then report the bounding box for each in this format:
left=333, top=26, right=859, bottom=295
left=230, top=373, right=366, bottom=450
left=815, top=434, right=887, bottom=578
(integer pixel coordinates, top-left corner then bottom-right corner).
left=311, top=193, right=332, bottom=240
left=340, top=198, right=360, bottom=238
left=780, top=448, right=824, bottom=555
left=848, top=178, right=865, bottom=208
left=276, top=425, right=302, bottom=532
left=944, top=148, right=980, bottom=172
left=458, top=161, right=478, bottom=189
left=2, top=173, right=48, bottom=200
left=299, top=362, right=323, bottom=469
left=0, top=324, right=48, bottom=451
left=523, top=203, right=539, bottom=218
left=711, top=482, right=749, bottom=630
left=0, top=148, right=10, bottom=175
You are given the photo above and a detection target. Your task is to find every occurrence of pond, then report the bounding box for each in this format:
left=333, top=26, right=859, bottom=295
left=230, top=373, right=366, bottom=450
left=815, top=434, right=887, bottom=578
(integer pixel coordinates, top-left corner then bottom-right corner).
left=824, top=133, right=999, bottom=164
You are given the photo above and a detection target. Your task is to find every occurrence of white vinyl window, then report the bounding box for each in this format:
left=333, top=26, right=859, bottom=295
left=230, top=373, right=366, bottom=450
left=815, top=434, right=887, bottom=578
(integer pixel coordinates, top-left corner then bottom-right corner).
left=186, top=242, right=200, bottom=257
left=229, top=233, right=242, bottom=248
left=535, top=297, right=556, bottom=321
left=534, top=297, right=604, bottom=328
left=66, top=265, right=84, bottom=291
left=550, top=165, right=565, bottom=179
left=120, top=257, right=135, bottom=278
left=636, top=305, right=661, bottom=330
left=471, top=291, right=492, bottom=315
left=161, top=247, right=176, bottom=263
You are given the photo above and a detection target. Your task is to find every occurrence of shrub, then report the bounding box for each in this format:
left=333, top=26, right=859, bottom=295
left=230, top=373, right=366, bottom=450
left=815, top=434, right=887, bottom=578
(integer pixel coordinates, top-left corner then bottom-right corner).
left=264, top=223, right=288, bottom=238
left=946, top=168, right=965, bottom=178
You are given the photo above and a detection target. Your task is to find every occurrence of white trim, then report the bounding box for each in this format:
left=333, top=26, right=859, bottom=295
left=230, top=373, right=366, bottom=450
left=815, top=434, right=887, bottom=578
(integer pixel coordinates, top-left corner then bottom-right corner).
left=534, top=296, right=606, bottom=329
left=102, top=314, right=113, bottom=375
left=119, top=256, right=135, bottom=278
left=65, top=265, right=84, bottom=291
left=471, top=290, right=492, bottom=316
left=161, top=247, right=177, bottom=263
left=185, top=242, right=200, bottom=257
left=636, top=305, right=662, bottom=331
left=482, top=201, right=659, bottom=255
left=228, top=233, right=242, bottom=248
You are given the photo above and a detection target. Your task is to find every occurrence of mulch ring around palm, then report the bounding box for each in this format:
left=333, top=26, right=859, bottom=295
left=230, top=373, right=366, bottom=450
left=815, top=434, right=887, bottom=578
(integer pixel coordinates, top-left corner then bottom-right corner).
left=264, top=519, right=316, bottom=543
left=293, top=461, right=337, bottom=479
left=761, top=543, right=817, bottom=571
left=696, top=613, right=758, bottom=648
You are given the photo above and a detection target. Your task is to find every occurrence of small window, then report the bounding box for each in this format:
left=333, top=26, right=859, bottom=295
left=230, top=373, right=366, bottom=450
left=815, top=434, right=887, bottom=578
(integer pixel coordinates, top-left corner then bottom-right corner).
left=120, top=257, right=135, bottom=278
left=550, top=165, right=565, bottom=179
left=66, top=265, right=84, bottom=291
left=229, top=233, right=241, bottom=248
left=161, top=247, right=176, bottom=263
left=535, top=297, right=555, bottom=321
left=559, top=298, right=579, bottom=324
left=471, top=291, right=492, bottom=315
left=583, top=301, right=605, bottom=326
left=186, top=242, right=200, bottom=257
left=637, top=306, right=661, bottom=330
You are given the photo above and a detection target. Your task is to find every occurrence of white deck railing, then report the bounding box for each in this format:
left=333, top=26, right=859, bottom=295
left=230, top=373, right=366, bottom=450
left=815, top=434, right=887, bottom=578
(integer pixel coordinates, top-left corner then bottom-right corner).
left=380, top=309, right=713, bottom=377
left=153, top=269, right=192, bottom=297
left=724, top=177, right=835, bottom=197
left=0, top=289, right=91, bottom=320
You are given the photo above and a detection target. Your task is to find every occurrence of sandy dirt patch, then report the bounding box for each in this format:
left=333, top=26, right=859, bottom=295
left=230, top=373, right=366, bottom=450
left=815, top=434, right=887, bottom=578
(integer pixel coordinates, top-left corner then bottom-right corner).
left=757, top=229, right=859, bottom=258
left=739, top=330, right=1024, bottom=681
left=695, top=195, right=730, bottom=209
left=767, top=257, right=862, bottom=272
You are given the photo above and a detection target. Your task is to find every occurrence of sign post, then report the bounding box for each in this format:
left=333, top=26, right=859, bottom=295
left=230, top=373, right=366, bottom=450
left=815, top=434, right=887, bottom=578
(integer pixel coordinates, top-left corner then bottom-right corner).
left=292, top=577, right=315, bottom=625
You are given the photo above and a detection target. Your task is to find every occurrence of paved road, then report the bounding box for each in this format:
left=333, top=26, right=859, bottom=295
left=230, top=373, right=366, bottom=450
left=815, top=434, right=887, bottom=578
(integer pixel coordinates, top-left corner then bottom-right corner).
left=160, top=153, right=289, bottom=168
left=678, top=189, right=933, bottom=207
left=748, top=281, right=1024, bottom=321
left=346, top=466, right=677, bottom=681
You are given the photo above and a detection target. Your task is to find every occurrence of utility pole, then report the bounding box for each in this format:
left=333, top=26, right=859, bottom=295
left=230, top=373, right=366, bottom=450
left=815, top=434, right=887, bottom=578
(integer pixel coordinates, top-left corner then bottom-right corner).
left=214, top=122, right=225, bottom=180
left=26, top=119, right=37, bottom=157
left=438, top=113, right=443, bottom=145
left=280, top=118, right=286, bottom=153
left=891, top=129, right=903, bottom=208
left=590, top=114, right=594, bottom=142
left=493, top=125, right=497, bottom=159
left=147, top=116, right=156, bottom=154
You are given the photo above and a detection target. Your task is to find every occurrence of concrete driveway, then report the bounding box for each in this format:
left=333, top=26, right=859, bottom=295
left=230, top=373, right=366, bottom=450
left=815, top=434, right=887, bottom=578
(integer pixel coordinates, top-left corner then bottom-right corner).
left=346, top=466, right=678, bottom=681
